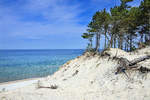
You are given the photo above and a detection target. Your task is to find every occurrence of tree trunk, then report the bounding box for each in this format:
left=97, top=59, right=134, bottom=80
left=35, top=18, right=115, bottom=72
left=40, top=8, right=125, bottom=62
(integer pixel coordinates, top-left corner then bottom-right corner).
left=104, top=30, right=107, bottom=49
left=89, top=38, right=93, bottom=49
left=120, top=36, right=123, bottom=50
left=118, top=38, right=120, bottom=49
left=108, top=33, right=114, bottom=48
left=95, top=33, right=100, bottom=52
left=111, top=37, right=113, bottom=48
left=129, top=34, right=133, bottom=51
left=113, top=34, right=116, bottom=48
left=119, top=35, right=123, bottom=50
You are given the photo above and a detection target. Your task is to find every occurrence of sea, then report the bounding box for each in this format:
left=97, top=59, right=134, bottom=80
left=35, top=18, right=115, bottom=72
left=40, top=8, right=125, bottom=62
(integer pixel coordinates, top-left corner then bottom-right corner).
left=0, top=49, right=84, bottom=83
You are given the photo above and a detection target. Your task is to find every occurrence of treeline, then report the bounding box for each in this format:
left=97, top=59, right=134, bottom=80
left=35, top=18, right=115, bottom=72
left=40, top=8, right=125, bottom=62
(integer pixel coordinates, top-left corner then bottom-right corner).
left=82, top=0, right=150, bottom=52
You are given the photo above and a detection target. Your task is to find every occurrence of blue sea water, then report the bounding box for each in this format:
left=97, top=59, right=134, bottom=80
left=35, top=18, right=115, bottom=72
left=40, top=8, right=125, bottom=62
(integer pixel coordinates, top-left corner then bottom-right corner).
left=0, top=49, right=84, bottom=83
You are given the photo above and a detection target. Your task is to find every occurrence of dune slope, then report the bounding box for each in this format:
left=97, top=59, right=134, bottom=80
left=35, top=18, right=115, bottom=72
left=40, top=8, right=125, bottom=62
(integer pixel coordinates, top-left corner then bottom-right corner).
left=0, top=47, right=150, bottom=100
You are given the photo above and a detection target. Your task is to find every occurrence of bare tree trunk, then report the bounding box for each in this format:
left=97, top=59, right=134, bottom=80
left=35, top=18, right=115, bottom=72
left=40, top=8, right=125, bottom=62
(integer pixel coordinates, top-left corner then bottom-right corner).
left=120, top=36, right=123, bottom=50
left=99, top=34, right=101, bottom=50
left=126, top=35, right=130, bottom=52
left=89, top=38, right=93, bottom=49
left=95, top=33, right=99, bottom=51
left=118, top=37, right=120, bottom=49
left=108, top=33, right=114, bottom=48
left=118, top=35, right=123, bottom=50
left=113, top=34, right=116, bottom=48
left=111, top=37, right=113, bottom=48
left=95, top=33, right=100, bottom=52
left=104, top=30, right=107, bottom=49
left=129, top=34, right=133, bottom=51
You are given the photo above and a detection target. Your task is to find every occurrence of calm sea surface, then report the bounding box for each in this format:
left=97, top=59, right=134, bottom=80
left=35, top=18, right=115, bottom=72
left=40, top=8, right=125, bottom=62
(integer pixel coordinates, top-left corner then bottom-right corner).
left=0, top=49, right=84, bottom=83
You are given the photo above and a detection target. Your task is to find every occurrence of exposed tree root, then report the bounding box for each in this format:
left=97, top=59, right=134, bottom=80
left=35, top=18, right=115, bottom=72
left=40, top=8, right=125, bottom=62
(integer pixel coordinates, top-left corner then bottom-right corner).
left=115, top=55, right=150, bottom=77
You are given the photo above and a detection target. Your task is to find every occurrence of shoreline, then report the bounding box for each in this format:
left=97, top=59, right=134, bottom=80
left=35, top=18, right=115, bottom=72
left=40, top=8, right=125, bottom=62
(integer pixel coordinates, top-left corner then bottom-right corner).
left=0, top=77, right=44, bottom=85
left=0, top=77, right=43, bottom=91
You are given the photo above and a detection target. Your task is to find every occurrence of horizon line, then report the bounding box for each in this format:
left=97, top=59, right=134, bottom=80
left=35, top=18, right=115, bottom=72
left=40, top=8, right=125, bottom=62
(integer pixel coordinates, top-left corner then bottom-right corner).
left=0, top=48, right=85, bottom=50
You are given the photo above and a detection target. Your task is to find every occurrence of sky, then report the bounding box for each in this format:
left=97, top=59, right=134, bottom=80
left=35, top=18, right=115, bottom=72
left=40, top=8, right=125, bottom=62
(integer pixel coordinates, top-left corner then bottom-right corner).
left=0, top=0, right=142, bottom=49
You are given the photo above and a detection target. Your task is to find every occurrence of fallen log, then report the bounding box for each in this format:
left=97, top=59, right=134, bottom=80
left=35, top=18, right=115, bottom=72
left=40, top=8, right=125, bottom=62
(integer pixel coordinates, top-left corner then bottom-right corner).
left=115, top=55, right=150, bottom=75
left=129, top=55, right=150, bottom=66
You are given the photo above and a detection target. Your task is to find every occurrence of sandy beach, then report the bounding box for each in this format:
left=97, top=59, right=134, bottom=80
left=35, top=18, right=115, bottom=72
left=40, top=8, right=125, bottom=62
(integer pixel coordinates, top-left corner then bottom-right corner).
left=1, top=0, right=149, bottom=99
left=0, top=78, right=42, bottom=92
left=0, top=46, right=150, bottom=100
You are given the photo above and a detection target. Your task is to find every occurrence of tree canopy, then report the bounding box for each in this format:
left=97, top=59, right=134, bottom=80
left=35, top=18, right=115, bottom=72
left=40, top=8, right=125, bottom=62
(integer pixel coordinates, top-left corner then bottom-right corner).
left=82, top=0, right=150, bottom=52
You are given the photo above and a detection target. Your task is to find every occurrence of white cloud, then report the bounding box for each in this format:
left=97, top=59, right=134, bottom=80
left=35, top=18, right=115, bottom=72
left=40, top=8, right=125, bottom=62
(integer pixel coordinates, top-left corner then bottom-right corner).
left=128, top=0, right=142, bottom=7
left=0, top=0, right=86, bottom=39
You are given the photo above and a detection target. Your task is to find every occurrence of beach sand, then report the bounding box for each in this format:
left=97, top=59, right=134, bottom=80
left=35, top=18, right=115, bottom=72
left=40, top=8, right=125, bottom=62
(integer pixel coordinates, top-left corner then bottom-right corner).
left=0, top=78, right=42, bottom=91
left=0, top=46, right=150, bottom=100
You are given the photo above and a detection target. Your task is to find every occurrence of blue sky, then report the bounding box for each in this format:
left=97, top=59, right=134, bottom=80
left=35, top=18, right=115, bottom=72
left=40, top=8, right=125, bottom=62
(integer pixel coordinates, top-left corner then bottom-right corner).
left=0, top=0, right=141, bottom=49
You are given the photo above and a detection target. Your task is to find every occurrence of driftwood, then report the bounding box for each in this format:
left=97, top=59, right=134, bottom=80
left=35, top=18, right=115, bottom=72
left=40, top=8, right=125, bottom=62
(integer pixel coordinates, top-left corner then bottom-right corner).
left=115, top=55, right=150, bottom=76
left=129, top=55, right=150, bottom=66
left=38, top=84, right=58, bottom=89
left=37, top=81, right=58, bottom=89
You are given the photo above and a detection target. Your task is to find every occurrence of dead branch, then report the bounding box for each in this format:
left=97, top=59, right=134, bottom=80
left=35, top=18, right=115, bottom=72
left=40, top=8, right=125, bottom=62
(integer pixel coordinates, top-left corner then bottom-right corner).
left=129, top=55, right=150, bottom=66
left=38, top=84, right=58, bottom=89
left=115, top=55, right=150, bottom=76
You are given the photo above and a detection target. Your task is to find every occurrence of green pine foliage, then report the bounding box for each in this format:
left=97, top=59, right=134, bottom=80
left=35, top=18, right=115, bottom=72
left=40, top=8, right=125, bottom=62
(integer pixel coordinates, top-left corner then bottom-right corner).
left=82, top=0, right=150, bottom=52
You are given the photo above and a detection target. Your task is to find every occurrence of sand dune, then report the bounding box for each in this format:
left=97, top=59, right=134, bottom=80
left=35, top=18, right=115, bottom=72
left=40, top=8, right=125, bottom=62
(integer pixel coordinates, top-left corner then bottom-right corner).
left=0, top=47, right=150, bottom=100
